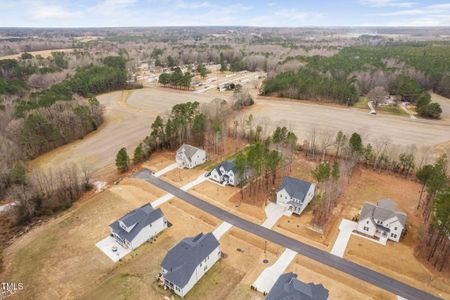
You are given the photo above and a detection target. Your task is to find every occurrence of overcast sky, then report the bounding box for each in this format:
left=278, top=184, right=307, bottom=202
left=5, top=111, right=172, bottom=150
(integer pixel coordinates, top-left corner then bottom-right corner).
left=1, top=0, right=450, bottom=27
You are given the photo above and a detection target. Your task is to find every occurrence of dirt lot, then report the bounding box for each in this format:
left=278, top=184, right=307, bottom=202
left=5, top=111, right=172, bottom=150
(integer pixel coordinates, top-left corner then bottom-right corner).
left=0, top=48, right=75, bottom=60
left=248, top=96, right=450, bottom=149
left=431, top=92, right=450, bottom=120
left=29, top=88, right=226, bottom=182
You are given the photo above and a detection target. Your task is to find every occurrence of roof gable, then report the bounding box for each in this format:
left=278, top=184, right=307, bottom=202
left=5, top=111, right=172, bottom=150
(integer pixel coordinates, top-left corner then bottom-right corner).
left=266, top=272, right=329, bottom=300
left=278, top=176, right=312, bottom=201
left=110, top=203, right=164, bottom=242
left=161, top=232, right=219, bottom=288
left=360, top=199, right=406, bottom=227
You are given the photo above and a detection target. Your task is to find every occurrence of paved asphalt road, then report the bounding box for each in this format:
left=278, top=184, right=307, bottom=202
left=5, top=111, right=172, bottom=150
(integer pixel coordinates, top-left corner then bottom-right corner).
left=132, top=169, right=441, bottom=300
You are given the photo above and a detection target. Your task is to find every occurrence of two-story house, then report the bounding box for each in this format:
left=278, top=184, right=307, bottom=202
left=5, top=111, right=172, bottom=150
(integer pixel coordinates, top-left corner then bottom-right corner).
left=160, top=232, right=221, bottom=297
left=109, top=203, right=168, bottom=250
left=209, top=160, right=241, bottom=186
left=176, top=144, right=208, bottom=169
left=276, top=176, right=316, bottom=215
left=357, top=199, right=407, bottom=243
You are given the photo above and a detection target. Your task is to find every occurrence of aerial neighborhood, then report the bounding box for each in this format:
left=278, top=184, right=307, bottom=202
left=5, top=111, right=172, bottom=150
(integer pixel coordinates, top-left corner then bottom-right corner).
left=0, top=24, right=449, bottom=300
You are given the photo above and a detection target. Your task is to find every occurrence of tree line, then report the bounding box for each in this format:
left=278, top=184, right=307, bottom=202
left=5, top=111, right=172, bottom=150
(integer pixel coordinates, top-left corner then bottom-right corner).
left=15, top=56, right=127, bottom=116
left=158, top=67, right=192, bottom=90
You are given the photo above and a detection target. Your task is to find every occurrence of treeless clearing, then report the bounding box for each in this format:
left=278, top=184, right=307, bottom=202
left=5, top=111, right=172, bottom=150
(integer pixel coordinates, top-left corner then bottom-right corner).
left=431, top=92, right=450, bottom=120
left=248, top=95, right=450, bottom=149
left=190, top=181, right=266, bottom=223
left=0, top=48, right=75, bottom=60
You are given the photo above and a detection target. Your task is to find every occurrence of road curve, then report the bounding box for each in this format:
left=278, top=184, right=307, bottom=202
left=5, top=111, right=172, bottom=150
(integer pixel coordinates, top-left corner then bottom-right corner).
left=132, top=168, right=440, bottom=300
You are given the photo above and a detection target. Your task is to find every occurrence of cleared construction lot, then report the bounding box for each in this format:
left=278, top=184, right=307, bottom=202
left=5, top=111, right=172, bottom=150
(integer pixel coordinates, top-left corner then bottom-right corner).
left=1, top=156, right=396, bottom=300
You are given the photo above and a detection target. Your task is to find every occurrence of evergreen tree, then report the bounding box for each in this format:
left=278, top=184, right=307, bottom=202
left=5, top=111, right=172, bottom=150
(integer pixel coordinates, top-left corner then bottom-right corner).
left=116, top=147, right=130, bottom=172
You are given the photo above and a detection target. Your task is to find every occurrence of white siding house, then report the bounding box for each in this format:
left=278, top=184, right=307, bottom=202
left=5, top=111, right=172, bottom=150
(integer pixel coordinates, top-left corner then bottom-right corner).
left=160, top=232, right=221, bottom=297
left=208, top=160, right=240, bottom=186
left=109, top=203, right=168, bottom=250
left=276, top=176, right=315, bottom=215
left=357, top=199, right=406, bottom=243
left=176, top=144, right=208, bottom=169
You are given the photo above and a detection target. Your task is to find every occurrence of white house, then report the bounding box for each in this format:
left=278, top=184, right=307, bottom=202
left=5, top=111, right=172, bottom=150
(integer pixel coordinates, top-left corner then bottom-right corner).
left=160, top=232, right=221, bottom=297
left=357, top=199, right=407, bottom=243
left=266, top=272, right=329, bottom=300
left=209, top=160, right=241, bottom=186
left=109, top=203, right=168, bottom=250
left=276, top=176, right=315, bottom=215
left=176, top=144, right=208, bottom=169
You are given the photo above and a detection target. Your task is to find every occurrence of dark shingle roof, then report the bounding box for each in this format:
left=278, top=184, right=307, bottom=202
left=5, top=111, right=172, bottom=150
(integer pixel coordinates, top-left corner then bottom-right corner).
left=214, top=160, right=237, bottom=175
left=266, top=272, right=329, bottom=300
left=161, top=232, right=219, bottom=288
left=109, top=203, right=164, bottom=243
left=278, top=176, right=312, bottom=201
left=360, top=199, right=406, bottom=227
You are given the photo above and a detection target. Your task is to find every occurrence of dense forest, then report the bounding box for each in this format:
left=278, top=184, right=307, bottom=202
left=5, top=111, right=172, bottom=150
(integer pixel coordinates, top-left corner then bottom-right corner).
left=0, top=54, right=128, bottom=202
left=262, top=44, right=450, bottom=116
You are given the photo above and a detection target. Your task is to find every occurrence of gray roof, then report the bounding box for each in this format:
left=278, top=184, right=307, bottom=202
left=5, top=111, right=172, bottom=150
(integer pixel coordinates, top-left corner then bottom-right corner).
left=360, top=199, right=406, bottom=226
left=109, top=203, right=164, bottom=243
left=161, top=232, right=219, bottom=288
left=177, top=144, right=201, bottom=161
left=278, top=176, right=312, bottom=201
left=215, top=160, right=237, bottom=174
left=266, top=272, right=329, bottom=300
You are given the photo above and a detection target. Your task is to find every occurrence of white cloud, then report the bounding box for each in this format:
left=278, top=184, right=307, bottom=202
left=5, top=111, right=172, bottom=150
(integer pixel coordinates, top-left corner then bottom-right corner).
left=359, top=0, right=415, bottom=7
left=375, top=2, right=450, bottom=16
left=27, top=4, right=82, bottom=21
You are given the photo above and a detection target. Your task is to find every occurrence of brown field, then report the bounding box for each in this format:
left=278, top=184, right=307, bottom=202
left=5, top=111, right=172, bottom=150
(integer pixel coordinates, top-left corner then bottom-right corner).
left=29, top=88, right=227, bottom=182
left=0, top=48, right=75, bottom=60
left=28, top=85, right=449, bottom=186
left=248, top=95, right=450, bottom=149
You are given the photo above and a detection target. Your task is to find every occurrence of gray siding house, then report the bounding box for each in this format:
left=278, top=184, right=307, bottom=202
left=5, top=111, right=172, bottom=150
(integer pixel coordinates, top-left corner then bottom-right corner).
left=276, top=176, right=315, bottom=215
left=176, top=144, right=207, bottom=169
left=109, top=203, right=168, bottom=250
left=357, top=199, right=407, bottom=243
left=160, top=232, right=221, bottom=297
left=266, top=272, right=329, bottom=300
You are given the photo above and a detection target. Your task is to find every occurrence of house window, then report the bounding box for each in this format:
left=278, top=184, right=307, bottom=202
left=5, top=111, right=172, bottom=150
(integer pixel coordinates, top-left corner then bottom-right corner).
left=394, top=227, right=397, bottom=230
left=366, top=220, right=369, bottom=224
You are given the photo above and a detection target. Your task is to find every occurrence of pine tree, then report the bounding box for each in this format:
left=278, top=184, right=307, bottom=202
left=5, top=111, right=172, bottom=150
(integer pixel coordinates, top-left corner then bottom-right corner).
left=116, top=147, right=130, bottom=172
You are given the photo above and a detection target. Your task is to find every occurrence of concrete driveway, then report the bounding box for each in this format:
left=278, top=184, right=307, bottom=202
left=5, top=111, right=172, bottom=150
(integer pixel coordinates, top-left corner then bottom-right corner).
left=133, top=170, right=440, bottom=300
left=252, top=249, right=297, bottom=294
left=213, top=222, right=233, bottom=240
left=96, top=236, right=132, bottom=262
left=330, top=219, right=358, bottom=257
left=154, top=162, right=179, bottom=177
left=261, top=203, right=287, bottom=229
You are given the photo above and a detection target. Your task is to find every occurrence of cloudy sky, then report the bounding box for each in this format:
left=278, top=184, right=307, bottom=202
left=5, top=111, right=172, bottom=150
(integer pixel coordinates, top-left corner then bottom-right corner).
left=1, top=0, right=450, bottom=27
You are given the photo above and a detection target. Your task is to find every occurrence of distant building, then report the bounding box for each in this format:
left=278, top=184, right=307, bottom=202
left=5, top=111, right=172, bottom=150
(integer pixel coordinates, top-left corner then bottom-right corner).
left=357, top=199, right=406, bottom=243
left=176, top=144, right=208, bottom=169
left=160, top=232, right=221, bottom=297
left=266, top=272, right=329, bottom=300
left=209, top=160, right=241, bottom=186
left=276, top=176, right=315, bottom=215
left=109, top=203, right=167, bottom=250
